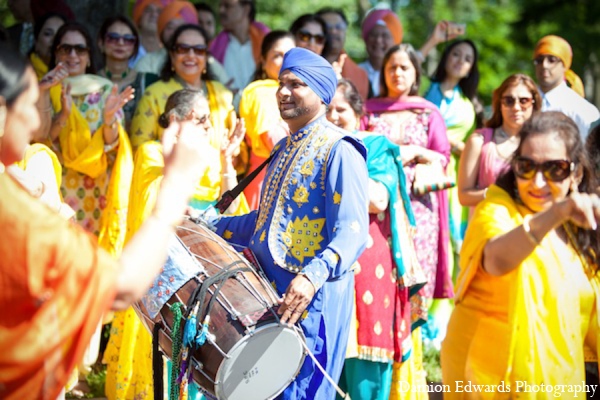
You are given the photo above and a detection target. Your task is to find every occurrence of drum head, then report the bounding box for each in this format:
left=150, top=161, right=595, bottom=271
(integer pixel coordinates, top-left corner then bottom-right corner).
left=215, top=323, right=305, bottom=400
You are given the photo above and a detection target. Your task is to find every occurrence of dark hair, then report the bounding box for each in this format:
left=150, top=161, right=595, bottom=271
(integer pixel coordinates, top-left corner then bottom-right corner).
left=0, top=44, right=31, bottom=107
left=289, top=13, right=329, bottom=56
left=496, top=111, right=600, bottom=267
left=486, top=73, right=541, bottom=129
left=586, top=124, right=600, bottom=178
left=158, top=89, right=207, bottom=128
left=316, top=7, right=348, bottom=26
left=240, top=0, right=256, bottom=22
left=98, top=15, right=140, bottom=61
left=379, top=43, right=421, bottom=98
left=160, top=24, right=210, bottom=82
left=336, top=79, right=363, bottom=117
left=430, top=39, right=479, bottom=101
left=252, top=30, right=294, bottom=81
left=32, top=12, right=69, bottom=50
left=195, top=2, right=215, bottom=17
left=49, top=22, right=97, bottom=74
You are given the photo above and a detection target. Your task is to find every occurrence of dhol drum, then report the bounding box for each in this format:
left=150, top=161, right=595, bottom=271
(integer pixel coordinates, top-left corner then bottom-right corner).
left=134, top=218, right=306, bottom=400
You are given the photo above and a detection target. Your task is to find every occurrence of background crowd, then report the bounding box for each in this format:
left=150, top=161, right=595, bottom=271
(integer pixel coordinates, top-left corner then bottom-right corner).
left=1, top=0, right=600, bottom=399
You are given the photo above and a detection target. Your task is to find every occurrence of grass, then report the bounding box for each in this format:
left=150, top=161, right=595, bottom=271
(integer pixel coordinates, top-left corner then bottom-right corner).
left=65, top=364, right=107, bottom=399
left=422, top=343, right=442, bottom=383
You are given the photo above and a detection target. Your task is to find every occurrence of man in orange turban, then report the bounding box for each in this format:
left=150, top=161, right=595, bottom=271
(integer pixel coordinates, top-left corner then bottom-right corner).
left=359, top=8, right=403, bottom=97
left=129, top=0, right=173, bottom=67
left=134, top=1, right=198, bottom=74
left=533, top=35, right=599, bottom=138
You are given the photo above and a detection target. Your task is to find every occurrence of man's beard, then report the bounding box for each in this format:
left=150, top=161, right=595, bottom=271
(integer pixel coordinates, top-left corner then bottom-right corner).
left=280, top=105, right=311, bottom=120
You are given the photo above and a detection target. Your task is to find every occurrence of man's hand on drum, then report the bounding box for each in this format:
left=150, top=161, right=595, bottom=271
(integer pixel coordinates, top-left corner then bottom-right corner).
left=278, top=274, right=316, bottom=326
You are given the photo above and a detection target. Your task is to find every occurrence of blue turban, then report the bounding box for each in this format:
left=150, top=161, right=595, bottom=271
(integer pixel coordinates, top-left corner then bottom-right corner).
left=279, top=47, right=337, bottom=105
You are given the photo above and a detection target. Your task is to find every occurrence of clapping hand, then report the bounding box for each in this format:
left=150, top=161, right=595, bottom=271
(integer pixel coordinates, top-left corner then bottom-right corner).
left=103, top=84, right=135, bottom=124
left=222, top=117, right=246, bottom=161
left=39, top=62, right=69, bottom=91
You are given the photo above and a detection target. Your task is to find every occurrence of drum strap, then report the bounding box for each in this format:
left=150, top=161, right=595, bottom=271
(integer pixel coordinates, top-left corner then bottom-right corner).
left=152, top=322, right=165, bottom=400
left=215, top=154, right=273, bottom=213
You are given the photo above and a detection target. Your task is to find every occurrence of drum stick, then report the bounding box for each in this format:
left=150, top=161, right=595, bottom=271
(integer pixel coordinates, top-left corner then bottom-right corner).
left=292, top=326, right=351, bottom=399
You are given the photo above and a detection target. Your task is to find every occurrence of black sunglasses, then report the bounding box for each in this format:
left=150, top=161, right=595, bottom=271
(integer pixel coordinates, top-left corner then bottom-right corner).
left=56, top=43, right=89, bottom=56
left=105, top=32, right=137, bottom=45
left=501, top=96, right=534, bottom=108
left=512, top=156, right=575, bottom=182
left=172, top=43, right=207, bottom=56
left=297, top=30, right=326, bottom=45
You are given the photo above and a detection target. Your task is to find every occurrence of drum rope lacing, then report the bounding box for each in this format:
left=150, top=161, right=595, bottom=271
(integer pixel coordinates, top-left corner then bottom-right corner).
left=178, top=260, right=255, bottom=387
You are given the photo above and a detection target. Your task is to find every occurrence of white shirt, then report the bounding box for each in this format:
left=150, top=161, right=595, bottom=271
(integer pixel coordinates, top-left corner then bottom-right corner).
left=540, top=82, right=600, bottom=139
left=358, top=60, right=379, bottom=97
left=223, top=34, right=255, bottom=97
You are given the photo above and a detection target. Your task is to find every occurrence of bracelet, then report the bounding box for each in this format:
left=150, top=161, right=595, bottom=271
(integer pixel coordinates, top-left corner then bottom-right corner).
left=483, top=188, right=488, bottom=199
left=104, top=118, right=117, bottom=130
left=38, top=105, right=53, bottom=113
left=522, top=214, right=541, bottom=247
left=222, top=172, right=237, bottom=178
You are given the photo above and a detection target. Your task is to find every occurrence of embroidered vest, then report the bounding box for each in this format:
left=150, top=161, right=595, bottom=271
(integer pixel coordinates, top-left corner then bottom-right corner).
left=253, top=120, right=346, bottom=273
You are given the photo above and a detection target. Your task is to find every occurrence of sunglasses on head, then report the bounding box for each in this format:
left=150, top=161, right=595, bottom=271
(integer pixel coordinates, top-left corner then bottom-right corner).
left=105, top=32, right=137, bottom=45
left=172, top=43, right=207, bottom=56
left=56, top=43, right=89, bottom=56
left=512, top=156, right=575, bottom=182
left=297, top=30, right=326, bottom=45
left=501, top=96, right=534, bottom=108
left=533, top=55, right=561, bottom=66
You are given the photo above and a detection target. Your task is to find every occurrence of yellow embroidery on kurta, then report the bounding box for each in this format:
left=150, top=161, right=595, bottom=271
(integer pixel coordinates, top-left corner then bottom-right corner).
left=223, top=230, right=233, bottom=239
left=310, top=182, right=317, bottom=189
left=299, top=159, right=314, bottom=177
left=259, top=230, right=266, bottom=243
left=292, top=185, right=309, bottom=207
left=333, top=191, right=341, bottom=204
left=284, top=216, right=325, bottom=263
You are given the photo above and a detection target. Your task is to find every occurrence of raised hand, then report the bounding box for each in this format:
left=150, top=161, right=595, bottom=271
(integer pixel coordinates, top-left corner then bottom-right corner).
left=222, top=117, right=246, bottom=161
left=103, top=84, right=135, bottom=123
left=558, top=182, right=600, bottom=230
left=162, top=120, right=208, bottom=190
left=332, top=53, right=347, bottom=80
left=39, top=62, right=69, bottom=91
left=60, top=83, right=72, bottom=118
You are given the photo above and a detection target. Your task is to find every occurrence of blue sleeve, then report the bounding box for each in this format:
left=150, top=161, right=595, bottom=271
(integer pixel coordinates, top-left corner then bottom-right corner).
left=208, top=210, right=259, bottom=248
left=300, top=138, right=369, bottom=289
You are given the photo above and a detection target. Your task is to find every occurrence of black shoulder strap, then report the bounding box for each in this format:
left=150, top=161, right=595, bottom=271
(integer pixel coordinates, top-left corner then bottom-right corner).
left=215, top=154, right=273, bottom=213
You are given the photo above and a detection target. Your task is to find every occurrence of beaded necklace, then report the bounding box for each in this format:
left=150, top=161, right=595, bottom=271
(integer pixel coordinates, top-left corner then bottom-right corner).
left=104, top=67, right=130, bottom=81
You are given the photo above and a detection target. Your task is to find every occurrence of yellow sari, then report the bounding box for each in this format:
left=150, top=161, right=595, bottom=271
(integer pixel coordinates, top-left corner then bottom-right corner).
left=49, top=75, right=133, bottom=257
left=104, top=137, right=248, bottom=398
left=441, top=185, right=600, bottom=399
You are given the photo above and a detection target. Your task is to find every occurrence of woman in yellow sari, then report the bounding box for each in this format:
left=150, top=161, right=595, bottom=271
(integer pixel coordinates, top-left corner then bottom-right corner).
left=105, top=85, right=248, bottom=398
left=442, top=111, right=600, bottom=398
left=44, top=22, right=134, bottom=253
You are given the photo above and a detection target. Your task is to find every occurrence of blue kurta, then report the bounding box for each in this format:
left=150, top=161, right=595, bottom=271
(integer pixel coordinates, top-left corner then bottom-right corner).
left=211, top=116, right=369, bottom=399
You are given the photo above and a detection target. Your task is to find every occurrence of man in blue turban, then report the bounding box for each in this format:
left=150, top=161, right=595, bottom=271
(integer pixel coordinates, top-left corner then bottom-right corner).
left=209, top=47, right=370, bottom=399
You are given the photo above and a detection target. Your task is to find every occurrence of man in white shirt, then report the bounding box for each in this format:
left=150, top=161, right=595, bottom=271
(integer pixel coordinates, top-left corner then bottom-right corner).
left=210, top=0, right=269, bottom=110
left=533, top=35, right=599, bottom=139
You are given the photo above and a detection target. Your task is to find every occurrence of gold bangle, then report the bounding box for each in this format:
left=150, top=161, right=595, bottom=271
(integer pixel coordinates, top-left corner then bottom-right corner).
left=522, top=214, right=541, bottom=247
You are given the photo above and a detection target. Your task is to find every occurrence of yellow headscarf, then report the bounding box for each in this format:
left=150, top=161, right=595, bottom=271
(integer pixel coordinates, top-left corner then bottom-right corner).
left=533, top=35, right=584, bottom=97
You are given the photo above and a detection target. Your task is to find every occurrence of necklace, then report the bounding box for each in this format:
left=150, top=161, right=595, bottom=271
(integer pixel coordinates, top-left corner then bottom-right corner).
left=494, top=127, right=520, bottom=160
left=105, top=67, right=130, bottom=81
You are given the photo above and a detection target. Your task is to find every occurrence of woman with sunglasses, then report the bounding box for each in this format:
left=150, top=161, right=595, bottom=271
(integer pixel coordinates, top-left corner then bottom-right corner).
left=97, top=16, right=159, bottom=132
left=239, top=30, right=295, bottom=210
left=289, top=14, right=328, bottom=56
left=458, top=74, right=541, bottom=208
left=44, top=22, right=134, bottom=246
left=131, top=24, right=246, bottom=208
left=442, top=111, right=600, bottom=396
